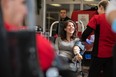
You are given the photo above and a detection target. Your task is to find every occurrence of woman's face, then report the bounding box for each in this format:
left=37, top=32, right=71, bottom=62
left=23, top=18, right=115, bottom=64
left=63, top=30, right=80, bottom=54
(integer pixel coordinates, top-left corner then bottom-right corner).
left=64, top=22, right=75, bottom=34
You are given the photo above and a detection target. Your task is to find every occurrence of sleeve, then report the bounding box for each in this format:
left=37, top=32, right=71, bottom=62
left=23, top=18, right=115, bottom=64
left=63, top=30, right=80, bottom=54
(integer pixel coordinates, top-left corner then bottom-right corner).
left=87, top=15, right=98, bottom=30
left=74, top=40, right=85, bottom=53
left=81, top=26, right=93, bottom=42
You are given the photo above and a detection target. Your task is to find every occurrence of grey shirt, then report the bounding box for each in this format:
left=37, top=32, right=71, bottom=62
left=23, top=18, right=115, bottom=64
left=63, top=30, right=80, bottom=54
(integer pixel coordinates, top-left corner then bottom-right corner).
left=55, top=37, right=80, bottom=60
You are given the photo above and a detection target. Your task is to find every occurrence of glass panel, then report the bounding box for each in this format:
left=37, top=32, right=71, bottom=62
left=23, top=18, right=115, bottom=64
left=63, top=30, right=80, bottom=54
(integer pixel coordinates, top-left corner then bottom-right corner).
left=46, top=12, right=59, bottom=33
left=74, top=4, right=80, bottom=11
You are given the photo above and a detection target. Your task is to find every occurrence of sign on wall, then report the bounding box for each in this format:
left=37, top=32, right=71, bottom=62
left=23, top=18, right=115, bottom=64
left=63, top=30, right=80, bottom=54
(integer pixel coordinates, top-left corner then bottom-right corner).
left=78, top=14, right=89, bottom=31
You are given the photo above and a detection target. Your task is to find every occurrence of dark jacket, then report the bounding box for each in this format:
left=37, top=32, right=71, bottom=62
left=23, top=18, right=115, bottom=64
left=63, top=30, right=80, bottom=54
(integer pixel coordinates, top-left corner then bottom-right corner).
left=56, top=16, right=71, bottom=35
left=60, top=16, right=70, bottom=21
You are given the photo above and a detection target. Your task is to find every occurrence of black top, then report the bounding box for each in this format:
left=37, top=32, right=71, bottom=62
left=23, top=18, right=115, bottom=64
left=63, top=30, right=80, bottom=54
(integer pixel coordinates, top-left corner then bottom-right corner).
left=60, top=16, right=70, bottom=21
left=56, top=16, right=71, bottom=35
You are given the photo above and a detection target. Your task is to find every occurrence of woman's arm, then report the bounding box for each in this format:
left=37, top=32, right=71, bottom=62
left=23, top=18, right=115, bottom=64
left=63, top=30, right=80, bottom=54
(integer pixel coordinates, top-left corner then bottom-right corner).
left=73, top=46, right=83, bottom=61
left=73, top=40, right=86, bottom=61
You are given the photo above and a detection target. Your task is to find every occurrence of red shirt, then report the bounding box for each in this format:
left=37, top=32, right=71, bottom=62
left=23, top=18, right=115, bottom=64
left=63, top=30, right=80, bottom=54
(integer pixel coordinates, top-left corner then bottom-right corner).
left=5, top=23, right=55, bottom=71
left=5, top=23, right=27, bottom=31
left=36, top=34, right=55, bottom=71
left=88, top=14, right=116, bottom=58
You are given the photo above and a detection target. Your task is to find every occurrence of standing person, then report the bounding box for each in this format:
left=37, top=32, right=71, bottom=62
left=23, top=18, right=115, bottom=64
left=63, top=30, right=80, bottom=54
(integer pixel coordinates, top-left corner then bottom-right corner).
left=1, top=0, right=55, bottom=72
left=55, top=9, right=71, bottom=36
left=55, top=20, right=84, bottom=77
left=59, top=9, right=70, bottom=21
left=81, top=0, right=116, bottom=77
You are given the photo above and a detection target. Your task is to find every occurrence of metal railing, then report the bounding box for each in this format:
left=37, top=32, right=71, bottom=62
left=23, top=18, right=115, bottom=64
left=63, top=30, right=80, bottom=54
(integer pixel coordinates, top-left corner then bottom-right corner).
left=49, top=20, right=85, bottom=37
left=49, top=21, right=59, bottom=37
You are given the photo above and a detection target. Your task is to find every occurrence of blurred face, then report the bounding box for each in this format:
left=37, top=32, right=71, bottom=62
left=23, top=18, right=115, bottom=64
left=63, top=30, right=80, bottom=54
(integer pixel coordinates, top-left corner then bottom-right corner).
left=60, top=10, right=67, bottom=19
left=3, top=0, right=27, bottom=26
left=64, top=22, right=75, bottom=34
left=107, top=10, right=116, bottom=24
left=106, top=1, right=116, bottom=25
left=12, top=0, right=27, bottom=26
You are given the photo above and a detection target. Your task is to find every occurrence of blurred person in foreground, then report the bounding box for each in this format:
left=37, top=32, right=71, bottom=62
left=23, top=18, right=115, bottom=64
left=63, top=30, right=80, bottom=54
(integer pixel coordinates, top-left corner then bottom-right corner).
left=106, top=0, right=116, bottom=77
left=106, top=0, right=116, bottom=32
left=81, top=0, right=116, bottom=77
left=1, top=0, right=55, bottom=72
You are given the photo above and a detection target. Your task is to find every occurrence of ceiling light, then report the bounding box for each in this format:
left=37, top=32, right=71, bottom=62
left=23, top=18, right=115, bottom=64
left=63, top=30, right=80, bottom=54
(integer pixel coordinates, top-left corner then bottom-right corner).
left=90, top=4, right=97, bottom=6
left=50, top=4, right=61, bottom=7
left=84, top=0, right=94, bottom=1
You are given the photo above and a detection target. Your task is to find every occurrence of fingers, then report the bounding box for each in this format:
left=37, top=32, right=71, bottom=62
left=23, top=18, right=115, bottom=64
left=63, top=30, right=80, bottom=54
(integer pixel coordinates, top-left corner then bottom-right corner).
left=76, top=54, right=83, bottom=61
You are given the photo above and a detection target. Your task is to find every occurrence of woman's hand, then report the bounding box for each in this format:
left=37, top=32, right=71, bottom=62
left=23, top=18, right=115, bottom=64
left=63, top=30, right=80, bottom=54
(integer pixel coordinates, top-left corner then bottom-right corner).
left=73, top=46, right=83, bottom=61
left=75, top=53, right=83, bottom=61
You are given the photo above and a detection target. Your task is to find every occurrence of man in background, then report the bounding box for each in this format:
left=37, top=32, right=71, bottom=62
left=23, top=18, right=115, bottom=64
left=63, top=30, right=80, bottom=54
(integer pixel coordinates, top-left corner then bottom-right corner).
left=59, top=9, right=70, bottom=21
left=55, top=9, right=71, bottom=36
